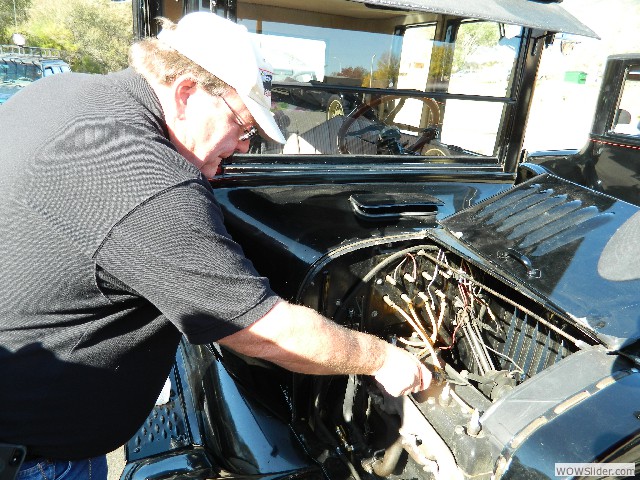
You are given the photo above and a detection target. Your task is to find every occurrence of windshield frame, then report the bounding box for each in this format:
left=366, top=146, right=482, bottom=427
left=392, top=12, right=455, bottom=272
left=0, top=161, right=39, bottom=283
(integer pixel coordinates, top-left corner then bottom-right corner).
left=228, top=2, right=531, bottom=168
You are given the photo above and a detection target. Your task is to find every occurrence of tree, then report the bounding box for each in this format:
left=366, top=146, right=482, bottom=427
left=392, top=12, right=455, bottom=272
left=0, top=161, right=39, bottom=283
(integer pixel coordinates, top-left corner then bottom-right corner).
left=362, top=52, right=400, bottom=88
left=0, top=0, right=31, bottom=42
left=452, top=22, right=500, bottom=73
left=334, top=66, right=367, bottom=80
left=68, top=0, right=132, bottom=72
left=19, top=0, right=132, bottom=73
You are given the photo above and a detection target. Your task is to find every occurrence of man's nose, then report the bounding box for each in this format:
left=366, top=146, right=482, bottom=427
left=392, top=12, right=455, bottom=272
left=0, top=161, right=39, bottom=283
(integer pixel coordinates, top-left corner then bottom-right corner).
left=235, top=139, right=250, bottom=154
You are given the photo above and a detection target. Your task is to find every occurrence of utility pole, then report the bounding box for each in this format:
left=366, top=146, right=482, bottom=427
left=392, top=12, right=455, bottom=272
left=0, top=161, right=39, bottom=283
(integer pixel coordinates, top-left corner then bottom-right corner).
left=370, top=54, right=376, bottom=88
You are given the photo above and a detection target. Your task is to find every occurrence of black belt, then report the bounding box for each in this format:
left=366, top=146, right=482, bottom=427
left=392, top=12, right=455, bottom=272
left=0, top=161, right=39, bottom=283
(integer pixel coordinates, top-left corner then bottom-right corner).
left=0, top=443, right=26, bottom=480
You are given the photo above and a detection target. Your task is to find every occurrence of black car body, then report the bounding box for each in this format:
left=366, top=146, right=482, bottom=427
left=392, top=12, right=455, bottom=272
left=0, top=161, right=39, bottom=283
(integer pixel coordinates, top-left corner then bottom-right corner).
left=120, top=1, right=640, bottom=479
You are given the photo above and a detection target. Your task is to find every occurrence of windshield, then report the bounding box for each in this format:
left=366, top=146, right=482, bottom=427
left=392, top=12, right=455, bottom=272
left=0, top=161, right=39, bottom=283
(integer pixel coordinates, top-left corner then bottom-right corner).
left=236, top=1, right=522, bottom=160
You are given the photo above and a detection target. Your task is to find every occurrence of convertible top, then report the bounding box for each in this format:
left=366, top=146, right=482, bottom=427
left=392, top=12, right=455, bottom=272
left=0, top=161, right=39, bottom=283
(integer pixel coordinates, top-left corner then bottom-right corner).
left=352, top=0, right=599, bottom=38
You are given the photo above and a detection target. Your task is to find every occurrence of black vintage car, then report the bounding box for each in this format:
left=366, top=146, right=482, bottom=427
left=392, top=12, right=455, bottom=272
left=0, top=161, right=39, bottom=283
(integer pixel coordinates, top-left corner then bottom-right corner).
left=119, top=1, right=640, bottom=480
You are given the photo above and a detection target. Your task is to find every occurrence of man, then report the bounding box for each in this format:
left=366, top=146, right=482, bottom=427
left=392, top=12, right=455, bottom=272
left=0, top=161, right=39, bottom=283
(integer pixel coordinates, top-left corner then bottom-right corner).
left=0, top=12, right=431, bottom=480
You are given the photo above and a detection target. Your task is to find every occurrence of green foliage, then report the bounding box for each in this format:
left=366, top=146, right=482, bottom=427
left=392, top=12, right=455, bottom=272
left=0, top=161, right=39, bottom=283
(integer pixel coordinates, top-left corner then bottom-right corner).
left=0, top=0, right=31, bottom=42
left=67, top=0, right=133, bottom=72
left=452, top=21, right=500, bottom=73
left=16, top=0, right=133, bottom=73
left=362, top=52, right=400, bottom=88
left=335, top=66, right=367, bottom=80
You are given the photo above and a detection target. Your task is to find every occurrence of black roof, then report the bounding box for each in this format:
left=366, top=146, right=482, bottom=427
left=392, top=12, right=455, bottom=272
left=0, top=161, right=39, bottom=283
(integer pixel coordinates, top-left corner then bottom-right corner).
left=353, top=0, right=599, bottom=38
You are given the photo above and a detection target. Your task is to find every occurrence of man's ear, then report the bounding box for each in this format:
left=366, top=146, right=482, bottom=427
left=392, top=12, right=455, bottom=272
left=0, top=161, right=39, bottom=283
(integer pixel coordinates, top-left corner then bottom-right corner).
left=172, top=76, right=198, bottom=119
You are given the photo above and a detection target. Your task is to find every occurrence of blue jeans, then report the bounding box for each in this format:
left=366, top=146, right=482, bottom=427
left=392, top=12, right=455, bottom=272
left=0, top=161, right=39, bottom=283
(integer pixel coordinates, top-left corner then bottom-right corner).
left=16, top=455, right=107, bottom=480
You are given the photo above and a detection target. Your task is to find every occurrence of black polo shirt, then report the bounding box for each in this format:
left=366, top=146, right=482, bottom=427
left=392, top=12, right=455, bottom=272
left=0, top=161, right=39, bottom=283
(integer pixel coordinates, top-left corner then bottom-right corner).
left=0, top=69, right=279, bottom=459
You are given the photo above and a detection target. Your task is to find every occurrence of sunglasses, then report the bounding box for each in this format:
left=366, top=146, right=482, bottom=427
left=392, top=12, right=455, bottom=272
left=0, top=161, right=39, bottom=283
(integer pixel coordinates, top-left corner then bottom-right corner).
left=220, top=96, right=259, bottom=142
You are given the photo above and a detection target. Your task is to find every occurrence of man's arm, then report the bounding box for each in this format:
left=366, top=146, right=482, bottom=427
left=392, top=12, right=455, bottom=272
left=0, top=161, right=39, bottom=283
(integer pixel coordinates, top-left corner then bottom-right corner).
left=218, top=300, right=431, bottom=396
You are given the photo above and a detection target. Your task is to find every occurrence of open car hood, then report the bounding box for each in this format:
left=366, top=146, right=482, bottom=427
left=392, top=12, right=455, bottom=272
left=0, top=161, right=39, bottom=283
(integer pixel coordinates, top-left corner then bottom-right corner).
left=440, top=174, right=640, bottom=350
left=354, top=0, right=598, bottom=38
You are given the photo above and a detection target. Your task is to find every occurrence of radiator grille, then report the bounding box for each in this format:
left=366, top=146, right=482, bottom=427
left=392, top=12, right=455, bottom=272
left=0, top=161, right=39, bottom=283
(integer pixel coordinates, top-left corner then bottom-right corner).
left=498, top=306, right=571, bottom=379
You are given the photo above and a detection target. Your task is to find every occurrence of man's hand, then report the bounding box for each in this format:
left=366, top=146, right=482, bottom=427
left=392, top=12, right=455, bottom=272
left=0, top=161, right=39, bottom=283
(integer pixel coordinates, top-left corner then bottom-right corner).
left=219, top=300, right=432, bottom=396
left=374, top=346, right=432, bottom=396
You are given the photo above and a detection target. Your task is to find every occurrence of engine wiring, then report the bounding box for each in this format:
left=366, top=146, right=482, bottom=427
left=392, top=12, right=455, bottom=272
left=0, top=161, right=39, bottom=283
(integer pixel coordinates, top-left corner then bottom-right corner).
left=378, top=245, right=590, bottom=389
left=483, top=345, right=525, bottom=375
left=333, top=242, right=592, bottom=404
left=382, top=294, right=440, bottom=367
left=417, top=248, right=589, bottom=350
left=307, top=242, right=599, bottom=480
left=383, top=248, right=503, bottom=376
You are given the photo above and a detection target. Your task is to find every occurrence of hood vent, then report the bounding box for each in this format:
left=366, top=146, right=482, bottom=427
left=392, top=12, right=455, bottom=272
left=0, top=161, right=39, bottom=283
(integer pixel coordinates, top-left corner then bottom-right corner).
left=473, top=183, right=614, bottom=257
left=440, top=174, right=640, bottom=349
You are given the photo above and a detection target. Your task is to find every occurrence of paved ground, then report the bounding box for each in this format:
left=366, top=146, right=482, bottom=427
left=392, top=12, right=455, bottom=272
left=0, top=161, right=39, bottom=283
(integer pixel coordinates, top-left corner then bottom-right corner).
left=107, top=447, right=125, bottom=480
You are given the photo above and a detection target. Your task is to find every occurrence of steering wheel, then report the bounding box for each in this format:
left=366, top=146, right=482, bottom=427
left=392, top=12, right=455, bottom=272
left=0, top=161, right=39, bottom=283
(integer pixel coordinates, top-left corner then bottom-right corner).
left=337, top=95, right=441, bottom=154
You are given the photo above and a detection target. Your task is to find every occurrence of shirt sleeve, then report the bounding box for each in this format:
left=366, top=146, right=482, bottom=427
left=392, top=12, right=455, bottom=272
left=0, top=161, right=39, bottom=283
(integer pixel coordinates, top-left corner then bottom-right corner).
left=94, top=179, right=280, bottom=344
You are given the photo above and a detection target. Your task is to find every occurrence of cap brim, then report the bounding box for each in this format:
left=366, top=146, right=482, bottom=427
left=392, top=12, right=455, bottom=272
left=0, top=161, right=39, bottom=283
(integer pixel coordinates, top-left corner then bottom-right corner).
left=240, top=93, right=286, bottom=144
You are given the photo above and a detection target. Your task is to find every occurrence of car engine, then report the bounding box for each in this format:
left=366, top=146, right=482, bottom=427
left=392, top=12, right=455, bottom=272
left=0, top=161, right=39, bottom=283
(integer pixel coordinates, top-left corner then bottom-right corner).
left=297, top=176, right=637, bottom=480
left=305, top=242, right=597, bottom=479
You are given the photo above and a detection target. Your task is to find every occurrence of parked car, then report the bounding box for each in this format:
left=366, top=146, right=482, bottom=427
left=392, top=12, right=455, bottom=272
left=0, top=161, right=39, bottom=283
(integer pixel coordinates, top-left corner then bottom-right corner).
left=118, top=1, right=640, bottom=480
left=272, top=77, right=363, bottom=121
left=0, top=45, right=71, bottom=105
left=524, top=53, right=640, bottom=207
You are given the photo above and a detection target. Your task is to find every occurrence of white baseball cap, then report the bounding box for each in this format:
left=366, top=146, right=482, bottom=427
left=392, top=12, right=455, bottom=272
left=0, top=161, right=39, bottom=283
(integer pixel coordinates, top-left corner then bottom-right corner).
left=157, top=12, right=286, bottom=144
